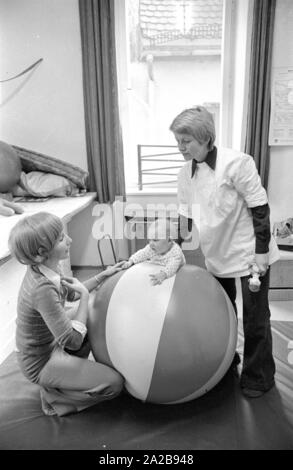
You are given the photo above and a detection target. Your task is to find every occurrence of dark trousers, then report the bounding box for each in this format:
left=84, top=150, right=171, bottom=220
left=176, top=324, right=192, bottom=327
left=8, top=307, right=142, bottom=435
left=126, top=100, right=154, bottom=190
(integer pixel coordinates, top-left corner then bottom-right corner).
left=215, top=269, right=275, bottom=392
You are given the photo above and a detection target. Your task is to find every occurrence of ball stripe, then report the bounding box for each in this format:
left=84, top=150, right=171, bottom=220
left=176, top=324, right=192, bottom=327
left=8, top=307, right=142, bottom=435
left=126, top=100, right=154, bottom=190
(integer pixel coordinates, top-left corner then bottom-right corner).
left=168, top=289, right=237, bottom=404
left=88, top=270, right=125, bottom=367
left=147, top=265, right=237, bottom=403
left=106, top=263, right=176, bottom=401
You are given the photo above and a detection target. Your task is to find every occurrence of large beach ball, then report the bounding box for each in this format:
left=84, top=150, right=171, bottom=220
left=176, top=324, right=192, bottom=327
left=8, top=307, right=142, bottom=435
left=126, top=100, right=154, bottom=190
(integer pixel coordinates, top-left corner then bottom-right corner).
left=88, top=263, right=237, bottom=404
left=0, top=141, right=22, bottom=192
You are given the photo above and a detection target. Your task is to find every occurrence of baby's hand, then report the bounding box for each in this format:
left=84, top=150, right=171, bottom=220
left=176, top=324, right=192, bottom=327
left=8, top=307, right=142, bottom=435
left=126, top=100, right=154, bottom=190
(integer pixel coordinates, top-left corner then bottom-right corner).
left=112, top=261, right=127, bottom=270
left=93, top=264, right=125, bottom=285
left=115, top=260, right=133, bottom=270
left=149, top=271, right=167, bottom=286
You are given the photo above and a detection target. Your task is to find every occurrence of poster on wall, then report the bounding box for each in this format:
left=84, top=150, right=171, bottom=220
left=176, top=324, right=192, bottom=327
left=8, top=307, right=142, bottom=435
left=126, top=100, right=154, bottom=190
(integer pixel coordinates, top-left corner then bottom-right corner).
left=269, top=66, right=293, bottom=145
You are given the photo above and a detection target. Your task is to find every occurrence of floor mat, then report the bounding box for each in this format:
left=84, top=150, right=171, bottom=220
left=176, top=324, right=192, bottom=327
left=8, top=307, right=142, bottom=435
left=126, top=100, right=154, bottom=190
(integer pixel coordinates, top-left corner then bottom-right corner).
left=0, top=321, right=292, bottom=450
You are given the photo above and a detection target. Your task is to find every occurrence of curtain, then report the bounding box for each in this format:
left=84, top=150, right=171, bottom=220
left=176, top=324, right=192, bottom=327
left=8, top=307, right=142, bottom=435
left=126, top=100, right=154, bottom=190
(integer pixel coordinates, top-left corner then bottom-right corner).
left=244, top=0, right=276, bottom=189
left=79, top=0, right=125, bottom=203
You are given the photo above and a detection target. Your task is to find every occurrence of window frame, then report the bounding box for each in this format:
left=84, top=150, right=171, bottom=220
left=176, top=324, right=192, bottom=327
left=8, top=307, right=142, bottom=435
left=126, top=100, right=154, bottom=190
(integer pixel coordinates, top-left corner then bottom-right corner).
left=114, top=0, right=254, bottom=193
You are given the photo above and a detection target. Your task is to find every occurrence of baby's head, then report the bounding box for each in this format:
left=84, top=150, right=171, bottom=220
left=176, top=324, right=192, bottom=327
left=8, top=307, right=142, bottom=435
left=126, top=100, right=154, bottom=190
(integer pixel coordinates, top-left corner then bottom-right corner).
left=147, top=218, right=178, bottom=255
left=8, top=211, right=67, bottom=266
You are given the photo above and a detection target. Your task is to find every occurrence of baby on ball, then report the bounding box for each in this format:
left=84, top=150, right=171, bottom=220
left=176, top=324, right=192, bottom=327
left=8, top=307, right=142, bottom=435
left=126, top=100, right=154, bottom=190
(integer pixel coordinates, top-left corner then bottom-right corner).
left=116, top=219, right=185, bottom=285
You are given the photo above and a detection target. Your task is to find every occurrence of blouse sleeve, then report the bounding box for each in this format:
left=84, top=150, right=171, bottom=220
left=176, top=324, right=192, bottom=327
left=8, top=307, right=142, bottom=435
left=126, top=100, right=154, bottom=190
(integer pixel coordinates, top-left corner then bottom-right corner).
left=231, top=154, right=268, bottom=208
left=251, top=203, right=271, bottom=254
left=177, top=167, right=192, bottom=218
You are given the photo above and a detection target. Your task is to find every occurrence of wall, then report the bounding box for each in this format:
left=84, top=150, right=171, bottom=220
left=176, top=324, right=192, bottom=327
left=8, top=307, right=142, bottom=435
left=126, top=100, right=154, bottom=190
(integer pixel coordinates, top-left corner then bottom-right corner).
left=0, top=0, right=87, bottom=169
left=268, top=0, right=293, bottom=224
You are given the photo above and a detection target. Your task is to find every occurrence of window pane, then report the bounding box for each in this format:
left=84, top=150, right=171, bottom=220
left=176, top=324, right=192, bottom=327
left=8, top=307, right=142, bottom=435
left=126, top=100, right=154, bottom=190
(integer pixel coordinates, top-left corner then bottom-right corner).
left=121, top=0, right=223, bottom=190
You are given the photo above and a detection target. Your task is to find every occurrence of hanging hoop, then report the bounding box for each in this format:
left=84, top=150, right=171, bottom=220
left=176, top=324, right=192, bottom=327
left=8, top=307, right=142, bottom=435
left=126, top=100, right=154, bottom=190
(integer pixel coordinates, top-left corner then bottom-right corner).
left=0, top=58, right=43, bottom=83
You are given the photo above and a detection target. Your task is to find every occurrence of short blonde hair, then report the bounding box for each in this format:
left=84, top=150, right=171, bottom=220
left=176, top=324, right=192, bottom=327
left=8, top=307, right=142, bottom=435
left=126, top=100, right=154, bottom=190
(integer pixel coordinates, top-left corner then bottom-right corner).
left=8, top=212, right=63, bottom=265
left=170, top=105, right=215, bottom=151
left=147, top=218, right=178, bottom=241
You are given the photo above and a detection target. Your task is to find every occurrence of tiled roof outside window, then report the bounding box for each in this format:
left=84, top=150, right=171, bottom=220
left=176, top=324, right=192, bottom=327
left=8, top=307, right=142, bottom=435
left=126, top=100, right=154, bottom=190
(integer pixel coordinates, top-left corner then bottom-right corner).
left=139, top=0, right=223, bottom=46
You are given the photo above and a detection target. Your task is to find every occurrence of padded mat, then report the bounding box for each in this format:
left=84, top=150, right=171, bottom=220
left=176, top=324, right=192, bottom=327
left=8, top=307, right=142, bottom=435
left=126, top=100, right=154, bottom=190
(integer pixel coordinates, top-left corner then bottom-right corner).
left=0, top=321, right=293, bottom=450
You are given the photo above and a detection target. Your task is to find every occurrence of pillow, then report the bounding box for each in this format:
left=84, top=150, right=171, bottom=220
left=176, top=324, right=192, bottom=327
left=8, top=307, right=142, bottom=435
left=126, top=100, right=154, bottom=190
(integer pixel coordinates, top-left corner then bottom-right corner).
left=17, top=171, right=79, bottom=197
left=12, top=145, right=89, bottom=189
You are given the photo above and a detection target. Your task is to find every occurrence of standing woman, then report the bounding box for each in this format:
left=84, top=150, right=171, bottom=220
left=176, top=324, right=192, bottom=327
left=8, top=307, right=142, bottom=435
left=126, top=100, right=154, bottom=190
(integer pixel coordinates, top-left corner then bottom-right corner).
left=170, top=106, right=279, bottom=398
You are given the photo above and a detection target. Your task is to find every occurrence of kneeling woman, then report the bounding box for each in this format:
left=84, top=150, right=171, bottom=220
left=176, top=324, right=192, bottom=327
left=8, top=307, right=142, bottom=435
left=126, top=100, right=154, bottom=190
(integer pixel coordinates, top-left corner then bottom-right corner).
left=8, top=212, right=124, bottom=417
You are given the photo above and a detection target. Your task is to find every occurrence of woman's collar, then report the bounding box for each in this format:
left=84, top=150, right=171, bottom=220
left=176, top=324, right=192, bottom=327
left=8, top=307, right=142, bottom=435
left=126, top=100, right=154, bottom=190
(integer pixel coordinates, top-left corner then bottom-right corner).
left=38, top=264, right=61, bottom=289
left=191, top=146, right=217, bottom=177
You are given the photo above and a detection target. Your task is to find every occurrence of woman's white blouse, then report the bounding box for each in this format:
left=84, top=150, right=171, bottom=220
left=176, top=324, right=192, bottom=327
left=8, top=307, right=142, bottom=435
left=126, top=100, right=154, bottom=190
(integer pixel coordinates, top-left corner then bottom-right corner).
left=177, top=147, right=279, bottom=277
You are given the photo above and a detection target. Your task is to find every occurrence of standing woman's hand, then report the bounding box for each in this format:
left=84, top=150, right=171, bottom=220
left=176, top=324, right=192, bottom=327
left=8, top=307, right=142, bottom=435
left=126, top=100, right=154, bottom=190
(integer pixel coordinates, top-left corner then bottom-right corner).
left=254, top=253, right=269, bottom=276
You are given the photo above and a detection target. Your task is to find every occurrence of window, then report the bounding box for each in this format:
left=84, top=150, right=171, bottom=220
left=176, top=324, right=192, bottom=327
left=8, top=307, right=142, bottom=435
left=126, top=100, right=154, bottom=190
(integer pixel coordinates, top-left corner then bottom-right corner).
left=115, top=0, right=244, bottom=191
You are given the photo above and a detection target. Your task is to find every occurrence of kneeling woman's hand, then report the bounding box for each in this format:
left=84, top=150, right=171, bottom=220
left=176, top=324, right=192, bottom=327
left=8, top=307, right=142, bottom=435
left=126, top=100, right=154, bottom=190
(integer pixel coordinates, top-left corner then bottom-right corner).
left=93, top=264, right=124, bottom=286
left=103, top=264, right=124, bottom=277
left=113, top=260, right=133, bottom=270
left=61, top=276, right=89, bottom=296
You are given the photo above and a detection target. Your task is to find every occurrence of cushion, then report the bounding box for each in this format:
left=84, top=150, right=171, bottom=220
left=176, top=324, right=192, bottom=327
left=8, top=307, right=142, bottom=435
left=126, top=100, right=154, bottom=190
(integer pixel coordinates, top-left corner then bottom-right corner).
left=12, top=145, right=89, bottom=189
left=15, top=171, right=80, bottom=197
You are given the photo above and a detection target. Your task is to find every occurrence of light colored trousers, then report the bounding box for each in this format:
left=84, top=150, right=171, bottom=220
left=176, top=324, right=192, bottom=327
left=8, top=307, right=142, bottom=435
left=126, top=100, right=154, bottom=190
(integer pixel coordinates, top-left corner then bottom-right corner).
left=38, top=342, right=124, bottom=417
